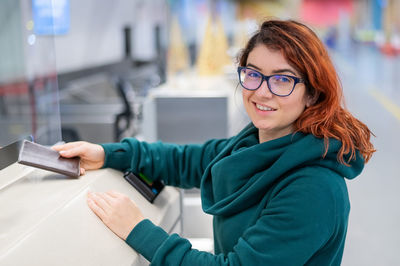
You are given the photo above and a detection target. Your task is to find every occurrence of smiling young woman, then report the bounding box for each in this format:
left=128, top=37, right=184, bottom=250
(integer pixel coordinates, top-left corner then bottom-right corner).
left=240, top=45, right=312, bottom=143
left=238, top=20, right=375, bottom=165
left=54, top=19, right=375, bottom=266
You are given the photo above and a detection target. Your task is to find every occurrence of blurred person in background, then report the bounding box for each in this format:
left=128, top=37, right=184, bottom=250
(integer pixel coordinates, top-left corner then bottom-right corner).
left=53, top=19, right=375, bottom=265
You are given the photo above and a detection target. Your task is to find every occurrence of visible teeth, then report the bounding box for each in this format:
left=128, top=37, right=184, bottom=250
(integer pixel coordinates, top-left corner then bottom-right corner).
left=256, top=104, right=274, bottom=111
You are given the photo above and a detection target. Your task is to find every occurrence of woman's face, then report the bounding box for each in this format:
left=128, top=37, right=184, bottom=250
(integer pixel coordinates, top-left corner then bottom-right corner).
left=242, top=45, right=311, bottom=142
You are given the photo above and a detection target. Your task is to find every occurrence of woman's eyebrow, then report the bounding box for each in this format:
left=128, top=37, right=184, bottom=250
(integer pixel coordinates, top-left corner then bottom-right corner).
left=271, top=68, right=297, bottom=76
left=246, top=63, right=262, bottom=70
left=246, top=63, right=298, bottom=76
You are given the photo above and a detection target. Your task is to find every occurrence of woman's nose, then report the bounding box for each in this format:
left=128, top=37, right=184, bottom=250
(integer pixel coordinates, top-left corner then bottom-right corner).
left=255, top=80, right=274, bottom=98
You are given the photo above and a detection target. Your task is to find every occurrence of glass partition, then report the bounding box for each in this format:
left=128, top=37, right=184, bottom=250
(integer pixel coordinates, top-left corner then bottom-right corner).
left=0, top=0, right=61, bottom=147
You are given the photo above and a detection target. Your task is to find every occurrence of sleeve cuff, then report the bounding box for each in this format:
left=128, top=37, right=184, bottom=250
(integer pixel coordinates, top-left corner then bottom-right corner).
left=125, top=219, right=169, bottom=262
left=100, top=141, right=133, bottom=171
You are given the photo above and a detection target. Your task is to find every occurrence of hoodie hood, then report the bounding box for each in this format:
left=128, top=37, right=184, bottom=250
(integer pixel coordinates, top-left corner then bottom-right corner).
left=200, top=123, right=364, bottom=216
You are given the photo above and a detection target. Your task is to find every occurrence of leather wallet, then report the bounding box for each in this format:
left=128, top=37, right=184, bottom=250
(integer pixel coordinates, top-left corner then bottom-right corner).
left=18, top=140, right=80, bottom=178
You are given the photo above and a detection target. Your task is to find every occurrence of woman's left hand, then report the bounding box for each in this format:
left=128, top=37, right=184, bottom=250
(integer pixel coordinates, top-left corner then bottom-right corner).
left=87, top=191, right=144, bottom=240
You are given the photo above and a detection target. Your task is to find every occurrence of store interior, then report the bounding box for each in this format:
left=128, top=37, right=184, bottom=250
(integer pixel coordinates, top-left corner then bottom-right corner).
left=1, top=0, right=400, bottom=265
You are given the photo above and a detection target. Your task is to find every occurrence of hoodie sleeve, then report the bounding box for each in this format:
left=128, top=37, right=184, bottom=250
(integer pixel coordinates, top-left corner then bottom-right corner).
left=100, top=138, right=228, bottom=188
left=125, top=173, right=347, bottom=265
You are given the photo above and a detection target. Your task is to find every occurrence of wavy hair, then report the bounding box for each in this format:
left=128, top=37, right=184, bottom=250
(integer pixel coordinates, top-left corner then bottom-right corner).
left=238, top=19, right=375, bottom=165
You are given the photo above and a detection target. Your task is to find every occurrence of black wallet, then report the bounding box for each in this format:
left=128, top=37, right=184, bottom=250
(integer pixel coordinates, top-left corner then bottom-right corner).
left=18, top=140, right=80, bottom=178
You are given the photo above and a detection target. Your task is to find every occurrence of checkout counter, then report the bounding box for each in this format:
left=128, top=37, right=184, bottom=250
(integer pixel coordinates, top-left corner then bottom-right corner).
left=0, top=162, right=181, bottom=265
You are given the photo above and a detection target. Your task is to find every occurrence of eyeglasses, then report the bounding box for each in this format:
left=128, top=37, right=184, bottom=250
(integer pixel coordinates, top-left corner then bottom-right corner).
left=237, top=66, right=304, bottom=97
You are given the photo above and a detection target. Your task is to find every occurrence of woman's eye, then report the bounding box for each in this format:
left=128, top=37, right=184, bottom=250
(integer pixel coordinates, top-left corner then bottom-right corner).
left=247, top=71, right=260, bottom=78
left=275, top=76, right=291, bottom=83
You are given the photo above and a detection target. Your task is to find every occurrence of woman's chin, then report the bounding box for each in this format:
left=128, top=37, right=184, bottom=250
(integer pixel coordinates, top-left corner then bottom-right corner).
left=252, top=121, right=272, bottom=131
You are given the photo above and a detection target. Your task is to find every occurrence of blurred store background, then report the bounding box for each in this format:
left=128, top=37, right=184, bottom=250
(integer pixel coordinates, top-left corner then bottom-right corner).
left=1, top=0, right=400, bottom=265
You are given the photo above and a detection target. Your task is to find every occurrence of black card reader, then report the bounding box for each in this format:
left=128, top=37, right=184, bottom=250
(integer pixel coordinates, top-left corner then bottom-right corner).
left=123, top=172, right=164, bottom=203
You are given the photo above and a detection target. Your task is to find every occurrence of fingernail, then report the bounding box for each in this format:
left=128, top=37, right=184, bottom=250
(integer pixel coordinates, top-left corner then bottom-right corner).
left=59, top=151, right=66, bottom=155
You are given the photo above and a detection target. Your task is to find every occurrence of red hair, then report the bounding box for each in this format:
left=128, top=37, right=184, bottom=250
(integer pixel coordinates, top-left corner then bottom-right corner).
left=239, top=19, right=375, bottom=165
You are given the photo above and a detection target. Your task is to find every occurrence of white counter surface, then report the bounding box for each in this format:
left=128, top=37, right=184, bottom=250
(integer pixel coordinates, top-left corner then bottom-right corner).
left=0, top=163, right=180, bottom=266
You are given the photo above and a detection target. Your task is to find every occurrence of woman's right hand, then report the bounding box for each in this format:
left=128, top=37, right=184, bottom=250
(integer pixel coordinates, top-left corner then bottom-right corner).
left=52, top=141, right=105, bottom=175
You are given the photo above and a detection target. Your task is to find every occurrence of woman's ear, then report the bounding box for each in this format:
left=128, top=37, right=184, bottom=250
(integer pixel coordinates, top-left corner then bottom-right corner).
left=305, top=93, right=318, bottom=108
left=306, top=96, right=313, bottom=108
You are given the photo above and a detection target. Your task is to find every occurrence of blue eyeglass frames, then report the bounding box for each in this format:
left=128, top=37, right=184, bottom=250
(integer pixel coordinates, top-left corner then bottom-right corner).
left=237, top=66, right=305, bottom=97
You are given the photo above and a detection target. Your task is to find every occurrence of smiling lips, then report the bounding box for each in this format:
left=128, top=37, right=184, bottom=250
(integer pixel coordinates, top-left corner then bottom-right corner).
left=255, top=103, right=276, bottom=111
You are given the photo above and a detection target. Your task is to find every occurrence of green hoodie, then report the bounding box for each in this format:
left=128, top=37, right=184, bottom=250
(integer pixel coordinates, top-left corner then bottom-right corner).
left=101, top=123, right=364, bottom=266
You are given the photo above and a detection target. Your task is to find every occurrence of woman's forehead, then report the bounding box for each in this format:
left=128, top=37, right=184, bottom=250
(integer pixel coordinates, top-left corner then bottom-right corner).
left=247, top=45, right=300, bottom=75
